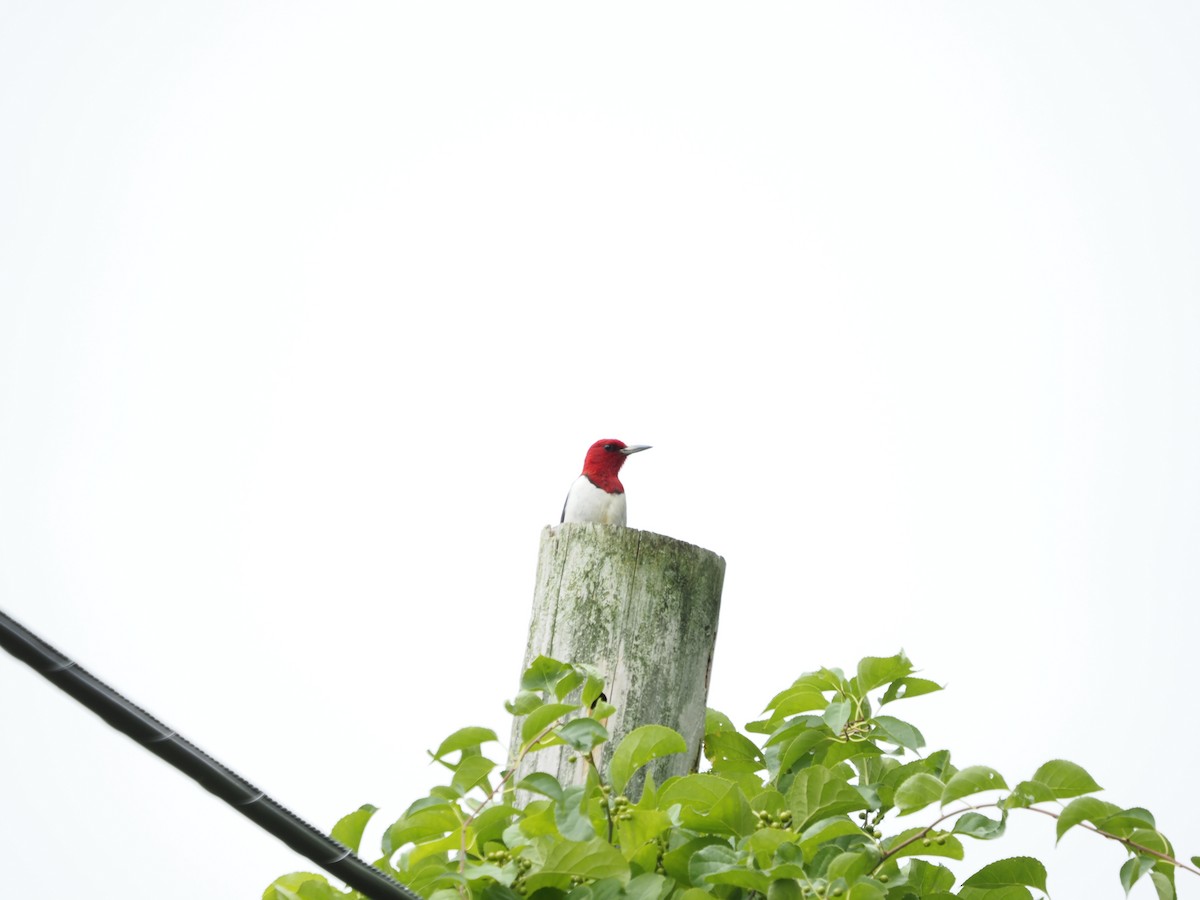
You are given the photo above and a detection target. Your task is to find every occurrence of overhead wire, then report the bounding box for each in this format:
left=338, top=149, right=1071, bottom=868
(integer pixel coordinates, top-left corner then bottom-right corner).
left=0, top=608, right=421, bottom=900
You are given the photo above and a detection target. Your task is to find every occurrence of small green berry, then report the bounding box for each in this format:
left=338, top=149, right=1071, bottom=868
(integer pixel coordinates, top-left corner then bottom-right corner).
left=922, top=838, right=932, bottom=847
left=936, top=836, right=946, bottom=846
left=878, top=875, right=889, bottom=883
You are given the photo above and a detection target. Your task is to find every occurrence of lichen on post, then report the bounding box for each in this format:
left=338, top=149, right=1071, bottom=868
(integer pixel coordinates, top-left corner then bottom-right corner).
left=512, top=523, right=725, bottom=796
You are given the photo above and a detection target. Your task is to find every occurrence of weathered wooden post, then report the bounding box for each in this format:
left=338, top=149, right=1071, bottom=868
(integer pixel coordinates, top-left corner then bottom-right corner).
left=513, top=523, right=725, bottom=793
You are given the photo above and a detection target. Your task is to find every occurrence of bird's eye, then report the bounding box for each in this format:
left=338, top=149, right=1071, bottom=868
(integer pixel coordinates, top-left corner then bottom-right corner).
left=603, top=443, right=618, bottom=451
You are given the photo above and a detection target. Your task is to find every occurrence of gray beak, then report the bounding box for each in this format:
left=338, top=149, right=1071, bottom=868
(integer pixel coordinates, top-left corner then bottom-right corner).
left=619, top=445, right=652, bottom=455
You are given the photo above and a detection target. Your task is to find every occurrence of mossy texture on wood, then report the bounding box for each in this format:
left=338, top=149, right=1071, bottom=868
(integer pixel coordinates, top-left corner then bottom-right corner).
left=514, top=524, right=725, bottom=794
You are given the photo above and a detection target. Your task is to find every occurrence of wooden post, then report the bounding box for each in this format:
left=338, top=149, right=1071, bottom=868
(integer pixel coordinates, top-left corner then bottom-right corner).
left=513, top=523, right=725, bottom=795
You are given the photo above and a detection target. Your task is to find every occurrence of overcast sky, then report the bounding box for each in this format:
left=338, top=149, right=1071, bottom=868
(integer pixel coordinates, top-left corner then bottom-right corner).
left=2, top=3, right=1198, bottom=898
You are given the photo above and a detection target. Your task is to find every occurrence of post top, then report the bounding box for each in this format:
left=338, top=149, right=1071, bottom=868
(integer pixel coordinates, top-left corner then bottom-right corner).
left=543, top=522, right=726, bottom=567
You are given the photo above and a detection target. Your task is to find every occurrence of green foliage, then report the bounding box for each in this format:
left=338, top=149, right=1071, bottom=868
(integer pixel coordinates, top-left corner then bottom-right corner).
left=265, top=653, right=1196, bottom=900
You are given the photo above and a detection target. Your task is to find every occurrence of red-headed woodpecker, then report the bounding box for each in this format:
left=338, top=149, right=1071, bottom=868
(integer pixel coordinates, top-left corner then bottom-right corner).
left=560, top=439, right=651, bottom=526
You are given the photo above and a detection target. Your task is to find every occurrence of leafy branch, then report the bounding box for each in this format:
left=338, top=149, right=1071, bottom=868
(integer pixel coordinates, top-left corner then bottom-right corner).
left=265, top=652, right=1197, bottom=900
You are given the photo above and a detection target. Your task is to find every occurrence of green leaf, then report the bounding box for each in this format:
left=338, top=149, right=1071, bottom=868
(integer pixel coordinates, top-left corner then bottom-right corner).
left=609, top=725, right=688, bottom=794
left=469, top=804, right=516, bottom=849
left=705, top=730, right=766, bottom=767
left=688, top=844, right=742, bottom=887
left=399, top=856, right=457, bottom=896
left=409, top=831, right=463, bottom=865
left=957, top=887, right=1033, bottom=900
left=661, top=835, right=730, bottom=885
left=872, top=715, right=925, bottom=751
left=451, top=755, right=496, bottom=793
left=819, top=736, right=882, bottom=768
left=639, top=772, right=659, bottom=807
left=554, top=668, right=585, bottom=700
left=564, top=883, right=624, bottom=900
left=582, top=674, right=605, bottom=707
left=624, top=878, right=672, bottom=900
left=708, top=868, right=774, bottom=891
left=590, top=700, right=617, bottom=719
left=881, top=828, right=964, bottom=860
left=522, top=656, right=569, bottom=692
left=1103, top=808, right=1158, bottom=836
left=400, top=795, right=453, bottom=817
left=846, top=881, right=887, bottom=900
left=941, top=766, right=1008, bottom=805
left=706, top=709, right=737, bottom=732
left=517, top=772, right=565, bottom=801
left=1149, top=870, right=1175, bottom=900
left=624, top=874, right=670, bottom=900
left=330, top=804, right=378, bottom=855
left=1056, top=796, right=1120, bottom=843
left=521, top=702, right=579, bottom=744
left=764, top=686, right=829, bottom=717
left=440, top=865, right=508, bottom=887
left=555, top=785, right=597, bottom=840
left=777, top=729, right=828, bottom=776
left=856, top=652, right=914, bottom=692
left=1004, top=780, right=1056, bottom=808
left=1133, top=825, right=1169, bottom=850
left=961, top=856, right=1048, bottom=893
left=785, top=766, right=869, bottom=828
left=616, top=807, right=673, bottom=854
left=751, top=787, right=788, bottom=816
left=894, top=773, right=944, bottom=815
left=880, top=677, right=943, bottom=705
left=878, top=756, right=947, bottom=808
left=505, top=691, right=543, bottom=715
left=262, top=873, right=334, bottom=900
left=808, top=668, right=849, bottom=692
left=1121, top=856, right=1154, bottom=894
left=825, top=849, right=877, bottom=882
left=901, top=859, right=957, bottom=893
left=557, top=717, right=609, bottom=752
left=524, top=838, right=630, bottom=892
left=432, top=727, right=498, bottom=760
left=746, top=830, right=789, bottom=870
left=660, top=774, right=757, bottom=836
left=823, top=699, right=852, bottom=733
left=1029, top=759, right=1102, bottom=799
left=514, top=799, right=558, bottom=837
left=953, top=811, right=1006, bottom=840
left=798, top=815, right=867, bottom=857
left=383, top=803, right=461, bottom=853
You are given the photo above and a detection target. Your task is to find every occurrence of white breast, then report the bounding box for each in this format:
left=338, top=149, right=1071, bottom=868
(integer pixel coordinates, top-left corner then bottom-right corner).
left=561, top=476, right=627, bottom=526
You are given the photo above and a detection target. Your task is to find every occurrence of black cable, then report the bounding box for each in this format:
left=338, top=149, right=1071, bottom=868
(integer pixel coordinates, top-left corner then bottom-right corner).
left=0, top=608, right=422, bottom=900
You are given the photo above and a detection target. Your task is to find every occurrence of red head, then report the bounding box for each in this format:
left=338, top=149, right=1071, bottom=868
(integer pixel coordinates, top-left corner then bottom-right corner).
left=580, top=439, right=651, bottom=493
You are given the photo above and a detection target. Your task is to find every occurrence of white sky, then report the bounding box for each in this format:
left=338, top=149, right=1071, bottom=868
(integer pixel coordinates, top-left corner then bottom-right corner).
left=2, top=3, right=1198, bottom=898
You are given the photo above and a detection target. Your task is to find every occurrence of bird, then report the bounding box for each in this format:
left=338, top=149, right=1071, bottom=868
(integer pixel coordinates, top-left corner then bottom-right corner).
left=560, top=439, right=651, bottom=526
